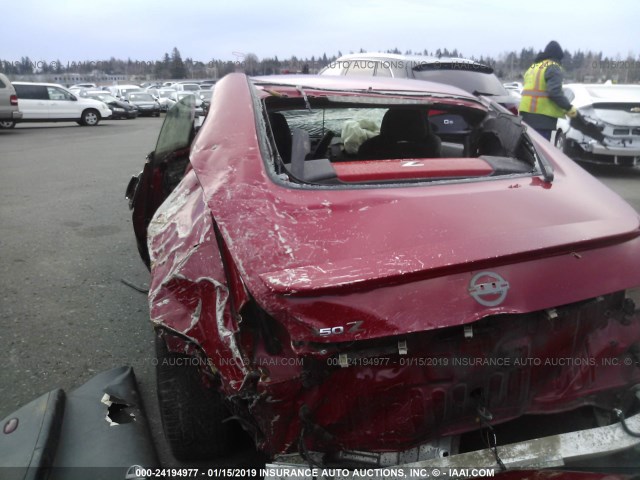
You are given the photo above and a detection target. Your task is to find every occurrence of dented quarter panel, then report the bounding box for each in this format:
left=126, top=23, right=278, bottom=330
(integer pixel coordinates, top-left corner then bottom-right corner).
left=148, top=168, right=248, bottom=389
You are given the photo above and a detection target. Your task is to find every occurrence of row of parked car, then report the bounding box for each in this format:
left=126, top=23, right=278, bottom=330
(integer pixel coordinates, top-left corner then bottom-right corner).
left=3, top=55, right=639, bottom=168
left=0, top=76, right=215, bottom=128
left=72, top=80, right=213, bottom=114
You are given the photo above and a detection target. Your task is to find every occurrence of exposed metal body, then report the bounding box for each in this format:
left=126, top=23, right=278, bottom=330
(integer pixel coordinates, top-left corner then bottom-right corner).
left=266, top=412, right=640, bottom=479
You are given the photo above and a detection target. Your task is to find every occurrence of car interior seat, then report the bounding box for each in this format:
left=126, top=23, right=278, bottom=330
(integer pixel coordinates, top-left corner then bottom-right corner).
left=357, top=109, right=442, bottom=160
left=268, top=112, right=292, bottom=163
left=476, top=131, right=507, bottom=157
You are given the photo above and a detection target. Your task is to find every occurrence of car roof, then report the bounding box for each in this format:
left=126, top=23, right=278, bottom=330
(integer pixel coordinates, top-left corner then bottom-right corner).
left=333, top=52, right=487, bottom=67
left=13, top=81, right=68, bottom=88
left=251, top=74, right=480, bottom=100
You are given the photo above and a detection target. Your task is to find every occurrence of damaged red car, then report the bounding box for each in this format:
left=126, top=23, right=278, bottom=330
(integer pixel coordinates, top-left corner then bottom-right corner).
left=126, top=73, right=640, bottom=468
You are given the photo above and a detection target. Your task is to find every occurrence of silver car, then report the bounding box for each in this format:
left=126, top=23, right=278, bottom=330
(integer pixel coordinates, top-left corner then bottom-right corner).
left=0, top=73, right=23, bottom=129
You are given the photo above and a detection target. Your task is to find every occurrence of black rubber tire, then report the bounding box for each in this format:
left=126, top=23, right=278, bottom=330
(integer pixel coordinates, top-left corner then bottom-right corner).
left=80, top=109, right=100, bottom=126
left=155, top=334, right=238, bottom=461
left=0, top=120, right=16, bottom=129
left=554, top=130, right=567, bottom=153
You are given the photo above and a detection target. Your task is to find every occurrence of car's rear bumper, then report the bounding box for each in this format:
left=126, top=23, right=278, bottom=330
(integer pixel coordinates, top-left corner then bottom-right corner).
left=0, top=111, right=22, bottom=121
left=583, top=140, right=640, bottom=158
left=574, top=153, right=640, bottom=167
left=222, top=297, right=640, bottom=456
left=568, top=145, right=640, bottom=166
left=565, top=130, right=640, bottom=166
left=267, top=410, right=640, bottom=479
left=135, top=105, right=161, bottom=116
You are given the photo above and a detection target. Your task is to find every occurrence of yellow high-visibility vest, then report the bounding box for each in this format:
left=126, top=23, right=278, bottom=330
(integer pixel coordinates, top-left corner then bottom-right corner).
left=519, top=60, right=567, bottom=118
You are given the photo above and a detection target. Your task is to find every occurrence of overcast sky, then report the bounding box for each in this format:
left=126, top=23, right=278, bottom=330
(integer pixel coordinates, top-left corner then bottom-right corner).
left=3, top=0, right=638, bottom=64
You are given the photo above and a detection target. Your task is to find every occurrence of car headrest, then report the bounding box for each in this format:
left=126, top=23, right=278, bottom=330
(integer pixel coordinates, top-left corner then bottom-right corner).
left=380, top=109, right=430, bottom=142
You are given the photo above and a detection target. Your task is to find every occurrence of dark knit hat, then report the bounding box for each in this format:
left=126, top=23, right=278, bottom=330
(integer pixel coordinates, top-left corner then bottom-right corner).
left=541, top=41, right=564, bottom=61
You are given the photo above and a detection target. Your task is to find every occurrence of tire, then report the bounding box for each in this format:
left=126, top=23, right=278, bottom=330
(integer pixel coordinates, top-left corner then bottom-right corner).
left=0, top=120, right=16, bottom=129
left=155, top=334, right=238, bottom=460
left=554, top=130, right=567, bottom=153
left=80, top=109, right=100, bottom=126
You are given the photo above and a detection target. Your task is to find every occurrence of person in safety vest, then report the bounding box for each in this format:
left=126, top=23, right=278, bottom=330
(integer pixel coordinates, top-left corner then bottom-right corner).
left=519, top=40, right=577, bottom=141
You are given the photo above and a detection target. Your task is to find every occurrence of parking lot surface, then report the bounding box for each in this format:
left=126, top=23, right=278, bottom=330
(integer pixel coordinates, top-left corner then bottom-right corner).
left=1, top=118, right=639, bottom=469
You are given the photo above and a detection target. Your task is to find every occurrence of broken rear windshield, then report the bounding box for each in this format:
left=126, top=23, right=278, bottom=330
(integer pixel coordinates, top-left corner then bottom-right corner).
left=260, top=94, right=543, bottom=187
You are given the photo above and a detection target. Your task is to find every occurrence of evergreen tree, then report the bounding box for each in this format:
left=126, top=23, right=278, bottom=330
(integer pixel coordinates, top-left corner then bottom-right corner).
left=170, top=47, right=186, bottom=79
left=20, top=56, right=34, bottom=75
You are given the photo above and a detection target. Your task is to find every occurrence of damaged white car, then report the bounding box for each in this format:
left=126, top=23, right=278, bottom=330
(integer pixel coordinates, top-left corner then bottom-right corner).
left=555, top=84, right=640, bottom=167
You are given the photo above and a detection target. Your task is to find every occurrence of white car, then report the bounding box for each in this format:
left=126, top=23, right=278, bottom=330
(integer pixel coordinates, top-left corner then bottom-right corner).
left=503, top=81, right=523, bottom=94
left=168, top=91, right=204, bottom=112
left=108, top=84, right=143, bottom=100
left=173, top=82, right=201, bottom=92
left=319, top=52, right=520, bottom=114
left=13, top=82, right=112, bottom=126
left=70, top=83, right=97, bottom=89
left=555, top=83, right=640, bottom=167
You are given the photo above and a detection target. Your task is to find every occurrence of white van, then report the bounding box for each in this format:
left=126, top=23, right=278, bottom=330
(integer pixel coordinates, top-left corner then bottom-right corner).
left=13, top=82, right=112, bottom=126
left=0, top=73, right=23, bottom=128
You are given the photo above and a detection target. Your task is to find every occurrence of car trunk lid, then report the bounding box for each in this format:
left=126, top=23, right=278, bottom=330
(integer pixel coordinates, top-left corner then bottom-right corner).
left=255, top=174, right=639, bottom=297
left=589, top=102, right=640, bottom=128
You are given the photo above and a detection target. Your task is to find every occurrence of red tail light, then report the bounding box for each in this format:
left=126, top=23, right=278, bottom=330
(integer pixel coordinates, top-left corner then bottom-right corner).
left=10, top=94, right=18, bottom=106
left=508, top=105, right=519, bottom=115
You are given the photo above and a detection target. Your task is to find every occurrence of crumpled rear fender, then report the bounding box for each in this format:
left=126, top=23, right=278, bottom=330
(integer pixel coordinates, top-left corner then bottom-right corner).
left=147, top=170, right=248, bottom=390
